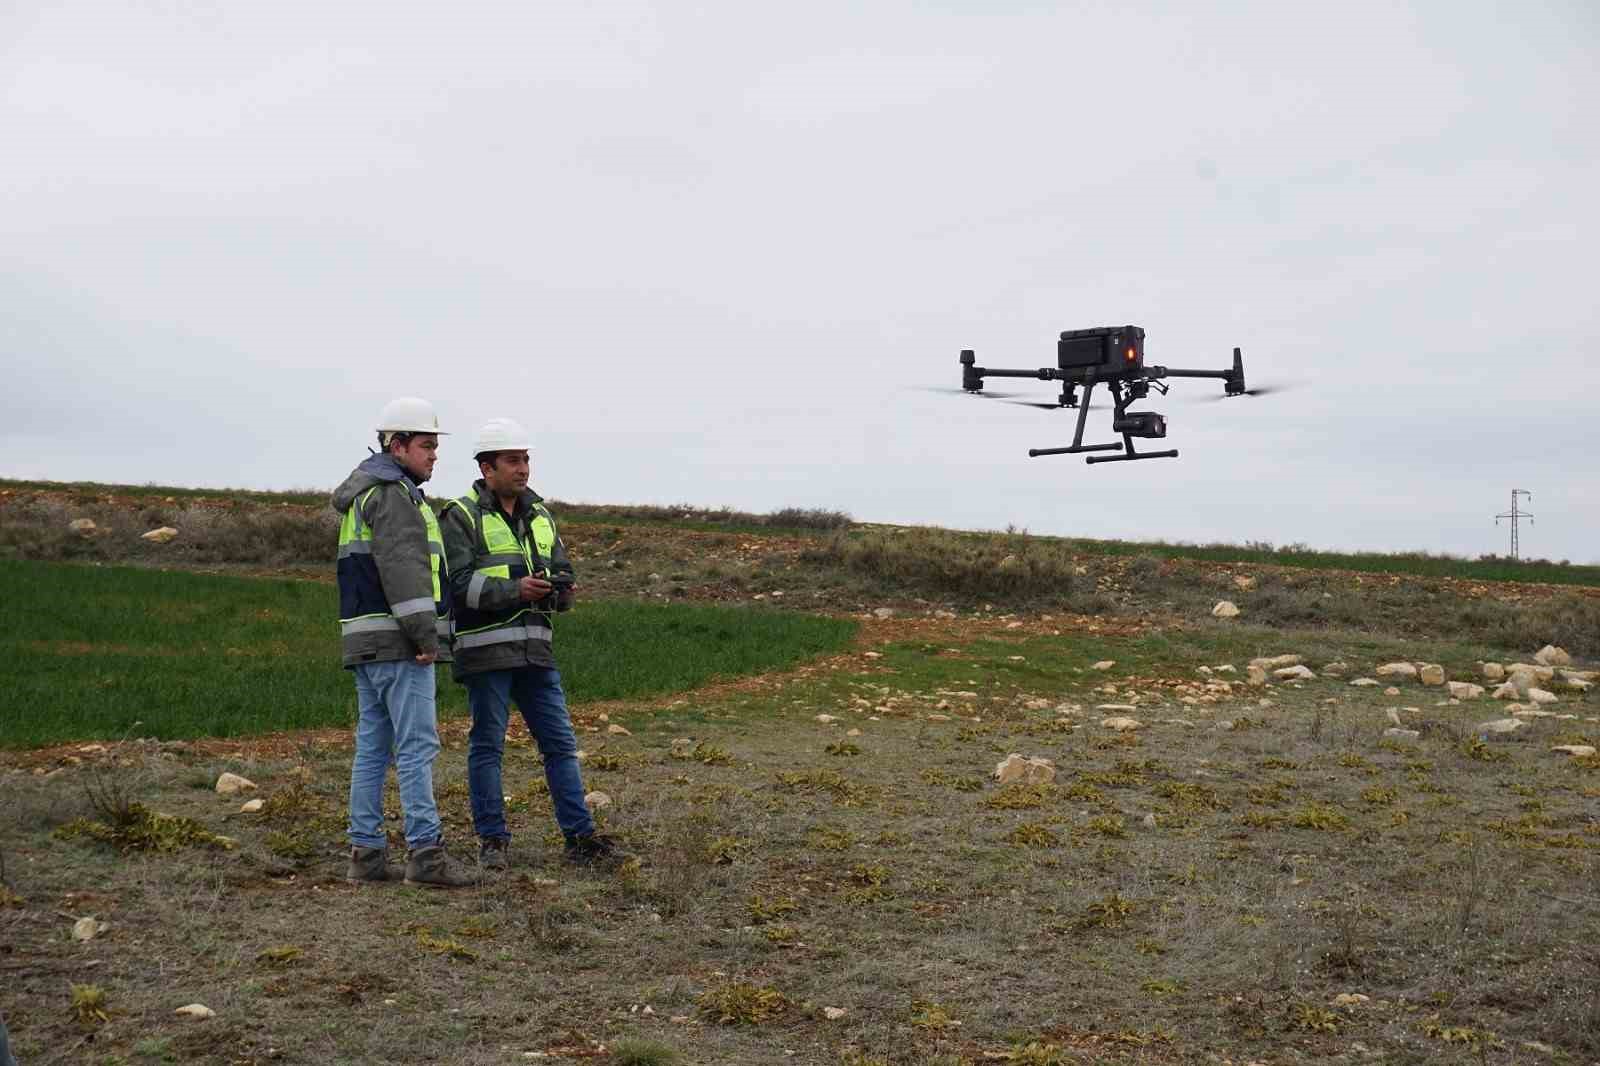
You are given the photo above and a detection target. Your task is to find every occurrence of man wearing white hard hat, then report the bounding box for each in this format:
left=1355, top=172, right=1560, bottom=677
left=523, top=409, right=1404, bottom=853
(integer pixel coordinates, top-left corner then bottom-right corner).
left=440, top=417, right=627, bottom=869
left=331, top=397, right=478, bottom=888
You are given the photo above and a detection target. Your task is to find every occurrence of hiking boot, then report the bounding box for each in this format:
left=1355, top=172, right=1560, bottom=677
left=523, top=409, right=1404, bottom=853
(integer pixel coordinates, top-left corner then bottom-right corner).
left=479, top=837, right=509, bottom=871
left=345, top=846, right=394, bottom=884
left=563, top=833, right=633, bottom=870
left=403, top=844, right=482, bottom=889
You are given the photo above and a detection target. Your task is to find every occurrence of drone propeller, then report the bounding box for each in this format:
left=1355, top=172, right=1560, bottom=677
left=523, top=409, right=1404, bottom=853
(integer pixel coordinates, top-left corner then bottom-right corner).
left=914, top=385, right=1032, bottom=400
left=1001, top=398, right=1106, bottom=411
left=1194, top=382, right=1294, bottom=402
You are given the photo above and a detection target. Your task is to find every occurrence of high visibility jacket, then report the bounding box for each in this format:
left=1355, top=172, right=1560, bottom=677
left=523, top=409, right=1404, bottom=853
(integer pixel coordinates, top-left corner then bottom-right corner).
left=438, top=481, right=574, bottom=678
left=331, top=454, right=452, bottom=667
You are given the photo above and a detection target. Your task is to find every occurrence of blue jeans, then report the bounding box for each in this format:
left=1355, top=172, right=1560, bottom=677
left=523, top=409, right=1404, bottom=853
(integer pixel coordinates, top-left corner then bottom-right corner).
left=348, top=659, right=443, bottom=850
left=465, top=666, right=594, bottom=841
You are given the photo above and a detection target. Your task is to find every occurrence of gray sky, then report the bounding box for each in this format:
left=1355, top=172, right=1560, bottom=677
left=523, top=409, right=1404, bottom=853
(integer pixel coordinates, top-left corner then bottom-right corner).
left=3, top=1, right=1596, bottom=561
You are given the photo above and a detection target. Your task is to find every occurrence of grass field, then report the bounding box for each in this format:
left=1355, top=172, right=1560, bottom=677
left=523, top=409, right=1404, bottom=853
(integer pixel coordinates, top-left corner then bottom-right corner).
left=0, top=559, right=857, bottom=748
left=3, top=616, right=1596, bottom=1064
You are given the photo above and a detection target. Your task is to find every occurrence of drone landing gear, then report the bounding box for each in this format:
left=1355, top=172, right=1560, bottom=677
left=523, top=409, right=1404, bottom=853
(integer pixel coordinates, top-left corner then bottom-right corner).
left=1027, top=375, right=1179, bottom=464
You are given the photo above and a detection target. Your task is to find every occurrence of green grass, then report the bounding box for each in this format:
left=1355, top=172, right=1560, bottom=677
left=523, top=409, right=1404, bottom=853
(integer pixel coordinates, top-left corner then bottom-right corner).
left=0, top=559, right=857, bottom=747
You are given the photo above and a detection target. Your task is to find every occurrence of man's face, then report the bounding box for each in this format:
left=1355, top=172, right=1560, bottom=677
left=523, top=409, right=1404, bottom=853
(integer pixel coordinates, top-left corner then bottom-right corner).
left=392, top=434, right=439, bottom=483
left=482, top=450, right=530, bottom=496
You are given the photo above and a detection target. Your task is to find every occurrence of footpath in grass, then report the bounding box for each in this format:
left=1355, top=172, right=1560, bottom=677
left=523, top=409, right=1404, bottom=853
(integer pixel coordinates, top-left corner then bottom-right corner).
left=0, top=559, right=857, bottom=748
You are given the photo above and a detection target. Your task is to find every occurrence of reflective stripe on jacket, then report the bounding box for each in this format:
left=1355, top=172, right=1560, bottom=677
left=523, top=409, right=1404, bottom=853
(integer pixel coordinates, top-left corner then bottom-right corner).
left=332, top=459, right=453, bottom=667
left=438, top=481, right=573, bottom=678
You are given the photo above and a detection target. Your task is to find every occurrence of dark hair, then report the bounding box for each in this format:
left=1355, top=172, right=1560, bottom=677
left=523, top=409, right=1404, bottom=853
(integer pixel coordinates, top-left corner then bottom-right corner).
left=381, top=431, right=417, bottom=453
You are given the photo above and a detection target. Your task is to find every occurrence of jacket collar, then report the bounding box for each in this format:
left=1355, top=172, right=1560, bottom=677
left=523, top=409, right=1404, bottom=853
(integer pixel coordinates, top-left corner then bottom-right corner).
left=470, top=479, right=541, bottom=519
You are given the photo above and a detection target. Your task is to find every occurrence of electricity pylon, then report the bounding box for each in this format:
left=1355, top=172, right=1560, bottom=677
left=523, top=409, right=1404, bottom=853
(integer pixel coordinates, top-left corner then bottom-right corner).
left=1494, top=489, right=1533, bottom=560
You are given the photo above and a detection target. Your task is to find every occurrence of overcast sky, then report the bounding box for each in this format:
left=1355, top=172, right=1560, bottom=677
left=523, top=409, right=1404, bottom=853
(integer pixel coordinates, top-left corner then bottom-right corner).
left=3, top=1, right=1596, bottom=562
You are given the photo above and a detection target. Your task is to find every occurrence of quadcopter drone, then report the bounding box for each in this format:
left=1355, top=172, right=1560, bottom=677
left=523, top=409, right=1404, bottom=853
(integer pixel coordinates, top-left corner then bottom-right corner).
left=950, top=325, right=1278, bottom=465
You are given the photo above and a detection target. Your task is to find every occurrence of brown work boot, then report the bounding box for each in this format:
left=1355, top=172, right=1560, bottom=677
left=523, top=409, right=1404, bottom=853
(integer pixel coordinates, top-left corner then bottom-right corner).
left=345, top=846, right=394, bottom=884
left=403, top=844, right=482, bottom=889
left=563, top=833, right=634, bottom=870
left=479, top=837, right=509, bottom=871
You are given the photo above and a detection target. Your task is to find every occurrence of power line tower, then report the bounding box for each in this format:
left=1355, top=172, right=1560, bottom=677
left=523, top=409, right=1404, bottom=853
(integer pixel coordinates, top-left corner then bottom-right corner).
left=1494, top=489, right=1533, bottom=560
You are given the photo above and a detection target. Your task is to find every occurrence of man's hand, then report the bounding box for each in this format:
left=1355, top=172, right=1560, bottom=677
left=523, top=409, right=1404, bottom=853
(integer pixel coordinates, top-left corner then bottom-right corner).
left=518, top=576, right=553, bottom=602
left=415, top=650, right=437, bottom=665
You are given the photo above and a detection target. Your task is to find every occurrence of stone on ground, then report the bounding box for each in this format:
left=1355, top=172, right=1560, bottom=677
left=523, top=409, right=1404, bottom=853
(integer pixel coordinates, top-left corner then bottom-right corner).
left=214, top=772, right=256, bottom=795
left=1418, top=664, right=1445, bottom=686
left=1446, top=681, right=1485, bottom=700
left=1212, top=600, right=1240, bottom=618
left=1534, top=645, right=1571, bottom=667
left=1375, top=662, right=1418, bottom=679
left=993, top=753, right=1056, bottom=785
left=141, top=526, right=179, bottom=543
left=1100, top=716, right=1144, bottom=732
left=1274, top=665, right=1316, bottom=681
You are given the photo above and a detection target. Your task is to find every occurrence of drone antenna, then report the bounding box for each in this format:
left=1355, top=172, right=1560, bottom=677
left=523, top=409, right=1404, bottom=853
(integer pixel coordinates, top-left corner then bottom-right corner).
left=1493, top=488, right=1533, bottom=561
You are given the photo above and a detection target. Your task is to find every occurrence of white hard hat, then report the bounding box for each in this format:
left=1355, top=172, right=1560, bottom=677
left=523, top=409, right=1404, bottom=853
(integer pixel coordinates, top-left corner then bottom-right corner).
left=472, top=417, right=532, bottom=456
left=376, top=396, right=447, bottom=435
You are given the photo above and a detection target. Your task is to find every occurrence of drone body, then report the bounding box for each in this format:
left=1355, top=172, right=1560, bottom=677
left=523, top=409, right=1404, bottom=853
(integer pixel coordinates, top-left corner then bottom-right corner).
left=957, top=325, right=1262, bottom=465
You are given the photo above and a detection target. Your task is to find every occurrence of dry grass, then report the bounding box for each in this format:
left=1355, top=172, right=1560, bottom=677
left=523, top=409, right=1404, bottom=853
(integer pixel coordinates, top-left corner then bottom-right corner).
left=4, top=621, right=1597, bottom=1064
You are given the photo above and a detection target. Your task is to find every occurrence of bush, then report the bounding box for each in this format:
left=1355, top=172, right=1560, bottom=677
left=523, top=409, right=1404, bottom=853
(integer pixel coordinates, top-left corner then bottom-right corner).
left=809, top=527, right=1099, bottom=608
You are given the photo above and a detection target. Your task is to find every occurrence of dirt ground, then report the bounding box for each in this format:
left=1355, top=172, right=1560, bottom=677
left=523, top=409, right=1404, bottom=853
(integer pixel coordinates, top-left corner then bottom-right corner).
left=3, top=487, right=1598, bottom=1065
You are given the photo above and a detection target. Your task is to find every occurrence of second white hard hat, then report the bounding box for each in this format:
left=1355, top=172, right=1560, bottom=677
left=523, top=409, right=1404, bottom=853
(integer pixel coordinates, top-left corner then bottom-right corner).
left=377, top=397, right=448, bottom=434
left=471, top=417, right=532, bottom=456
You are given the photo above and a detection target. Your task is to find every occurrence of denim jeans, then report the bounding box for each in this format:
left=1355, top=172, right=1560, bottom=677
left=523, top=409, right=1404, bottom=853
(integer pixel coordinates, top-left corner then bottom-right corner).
left=465, top=666, right=594, bottom=841
left=348, top=659, right=443, bottom=850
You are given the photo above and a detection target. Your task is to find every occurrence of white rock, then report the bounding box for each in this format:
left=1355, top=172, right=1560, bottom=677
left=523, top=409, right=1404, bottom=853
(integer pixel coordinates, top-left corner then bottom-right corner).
left=1385, top=708, right=1403, bottom=725
left=584, top=790, right=612, bottom=810
left=1511, top=664, right=1555, bottom=683
left=1384, top=687, right=1401, bottom=697
left=1383, top=728, right=1421, bottom=740
left=1142, top=813, right=1158, bottom=828
left=1100, top=716, right=1144, bottom=732
left=141, top=526, right=179, bottom=543
left=1212, top=600, right=1240, bottom=619
left=72, top=917, right=107, bottom=941
left=1333, top=993, right=1371, bottom=1007
left=1528, top=688, right=1559, bottom=705
left=1560, top=668, right=1596, bottom=682
left=1232, top=574, right=1256, bottom=591
left=1375, top=662, right=1418, bottom=679
left=606, top=723, right=632, bottom=736
left=1551, top=745, right=1596, bottom=757
left=1491, top=681, right=1520, bottom=700
left=872, top=607, right=896, bottom=619
left=175, top=1004, right=215, bottom=1019
left=993, top=753, right=1056, bottom=785
left=1475, top=718, right=1525, bottom=735
left=239, top=798, right=264, bottom=813
left=214, top=772, right=256, bottom=795
left=1349, top=678, right=1379, bottom=687
left=845, top=728, right=861, bottom=737
left=1246, top=665, right=1267, bottom=686
left=1320, top=662, right=1348, bottom=677
left=1481, top=662, right=1505, bottom=681
left=1566, top=678, right=1593, bottom=693
left=1446, top=681, right=1485, bottom=700
left=822, top=1006, right=848, bottom=1021
left=1418, top=664, right=1445, bottom=686
left=1274, top=665, right=1316, bottom=681
left=1094, top=703, right=1137, bottom=712
left=814, top=714, right=839, bottom=724
left=1534, top=645, right=1571, bottom=667
left=69, top=518, right=97, bottom=536
left=1250, top=654, right=1302, bottom=670
left=1092, top=660, right=1116, bottom=671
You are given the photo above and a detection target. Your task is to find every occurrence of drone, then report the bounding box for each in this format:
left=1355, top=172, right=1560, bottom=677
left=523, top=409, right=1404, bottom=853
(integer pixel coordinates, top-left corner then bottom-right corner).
left=950, top=325, right=1278, bottom=465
